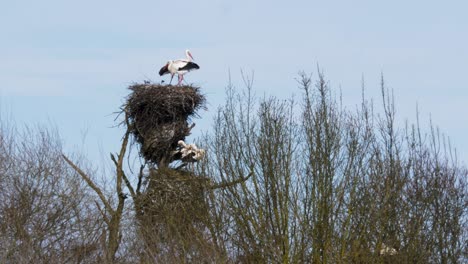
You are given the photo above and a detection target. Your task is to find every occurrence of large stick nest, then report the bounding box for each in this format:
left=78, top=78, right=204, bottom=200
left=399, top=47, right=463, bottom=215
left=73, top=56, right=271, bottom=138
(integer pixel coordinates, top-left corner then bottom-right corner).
left=135, top=168, right=210, bottom=237
left=135, top=169, right=216, bottom=261
left=124, top=83, right=206, bottom=164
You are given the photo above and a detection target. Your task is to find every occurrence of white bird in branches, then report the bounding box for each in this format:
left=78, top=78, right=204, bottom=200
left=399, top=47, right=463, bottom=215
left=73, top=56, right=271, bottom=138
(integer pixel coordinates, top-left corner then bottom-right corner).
left=159, top=50, right=200, bottom=85
left=177, top=140, right=206, bottom=161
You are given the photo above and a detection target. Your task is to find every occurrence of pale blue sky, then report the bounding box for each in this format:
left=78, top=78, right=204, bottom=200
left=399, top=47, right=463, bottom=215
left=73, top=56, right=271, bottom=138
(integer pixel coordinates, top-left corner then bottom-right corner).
left=1, top=1, right=467, bottom=164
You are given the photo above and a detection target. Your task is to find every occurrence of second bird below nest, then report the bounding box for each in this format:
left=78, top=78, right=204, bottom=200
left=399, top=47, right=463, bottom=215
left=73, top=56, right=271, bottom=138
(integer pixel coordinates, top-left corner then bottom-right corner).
left=159, top=49, right=200, bottom=86
left=172, top=140, right=206, bottom=163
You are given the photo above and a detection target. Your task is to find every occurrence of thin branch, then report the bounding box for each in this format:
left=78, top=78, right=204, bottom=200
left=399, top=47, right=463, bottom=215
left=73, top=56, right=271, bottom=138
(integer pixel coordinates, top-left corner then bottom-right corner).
left=210, top=172, right=253, bottom=190
left=136, top=163, right=145, bottom=194
left=110, top=152, right=135, bottom=199
left=62, top=154, right=114, bottom=215
left=110, top=153, right=118, bottom=167
left=122, top=170, right=136, bottom=199
left=116, top=130, right=130, bottom=195
left=95, top=200, right=110, bottom=225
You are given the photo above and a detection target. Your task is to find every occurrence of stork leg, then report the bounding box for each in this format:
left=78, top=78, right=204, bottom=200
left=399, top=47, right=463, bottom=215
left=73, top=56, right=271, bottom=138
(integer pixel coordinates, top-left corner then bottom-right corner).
left=169, top=74, right=174, bottom=85
left=177, top=75, right=183, bottom=85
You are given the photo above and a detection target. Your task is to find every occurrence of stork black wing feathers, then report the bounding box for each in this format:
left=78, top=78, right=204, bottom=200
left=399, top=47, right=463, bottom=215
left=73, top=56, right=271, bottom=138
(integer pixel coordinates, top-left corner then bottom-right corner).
left=178, top=62, right=200, bottom=71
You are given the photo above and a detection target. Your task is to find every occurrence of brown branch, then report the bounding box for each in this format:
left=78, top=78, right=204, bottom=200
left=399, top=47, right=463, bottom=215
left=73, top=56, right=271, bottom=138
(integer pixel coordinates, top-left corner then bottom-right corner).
left=110, top=153, right=118, bottom=166
left=105, top=117, right=131, bottom=262
left=136, top=164, right=145, bottom=195
left=116, top=130, right=130, bottom=195
left=188, top=122, right=196, bottom=132
left=62, top=154, right=114, bottom=215
left=122, top=170, right=136, bottom=199
left=210, top=172, right=253, bottom=190
left=111, top=150, right=136, bottom=198
left=95, top=201, right=110, bottom=226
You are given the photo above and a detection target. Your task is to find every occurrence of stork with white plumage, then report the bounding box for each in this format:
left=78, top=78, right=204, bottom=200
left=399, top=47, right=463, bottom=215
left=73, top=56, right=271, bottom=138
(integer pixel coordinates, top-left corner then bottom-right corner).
left=159, top=50, right=200, bottom=85
left=174, top=140, right=206, bottom=161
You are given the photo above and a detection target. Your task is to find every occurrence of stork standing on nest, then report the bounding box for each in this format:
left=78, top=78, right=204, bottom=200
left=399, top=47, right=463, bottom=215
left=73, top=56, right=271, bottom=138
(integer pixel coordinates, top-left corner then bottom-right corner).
left=159, top=50, right=200, bottom=85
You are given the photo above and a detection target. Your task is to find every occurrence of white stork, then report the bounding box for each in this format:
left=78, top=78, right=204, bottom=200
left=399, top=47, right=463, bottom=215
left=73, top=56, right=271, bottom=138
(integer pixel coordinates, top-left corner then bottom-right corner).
left=159, top=50, right=200, bottom=85
left=176, top=140, right=206, bottom=161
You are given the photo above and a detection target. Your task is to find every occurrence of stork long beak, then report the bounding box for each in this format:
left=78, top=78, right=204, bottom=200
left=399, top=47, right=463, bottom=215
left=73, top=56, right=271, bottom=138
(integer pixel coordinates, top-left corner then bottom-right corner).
left=188, top=51, right=194, bottom=61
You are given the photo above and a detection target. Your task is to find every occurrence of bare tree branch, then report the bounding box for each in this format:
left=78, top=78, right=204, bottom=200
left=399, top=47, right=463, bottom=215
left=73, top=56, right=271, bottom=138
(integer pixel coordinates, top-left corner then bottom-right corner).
left=210, top=172, right=253, bottom=190
left=62, top=154, right=114, bottom=215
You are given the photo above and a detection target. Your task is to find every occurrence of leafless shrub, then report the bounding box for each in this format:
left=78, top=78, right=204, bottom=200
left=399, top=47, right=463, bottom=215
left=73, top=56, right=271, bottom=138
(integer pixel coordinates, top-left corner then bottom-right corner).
left=197, top=72, right=468, bottom=263
left=0, top=124, right=104, bottom=263
left=1, top=72, right=465, bottom=263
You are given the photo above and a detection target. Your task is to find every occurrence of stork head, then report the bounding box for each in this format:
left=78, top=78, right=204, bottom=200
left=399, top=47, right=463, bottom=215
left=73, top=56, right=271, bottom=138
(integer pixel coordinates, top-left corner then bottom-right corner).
left=186, top=49, right=194, bottom=61
left=158, top=62, right=170, bottom=76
